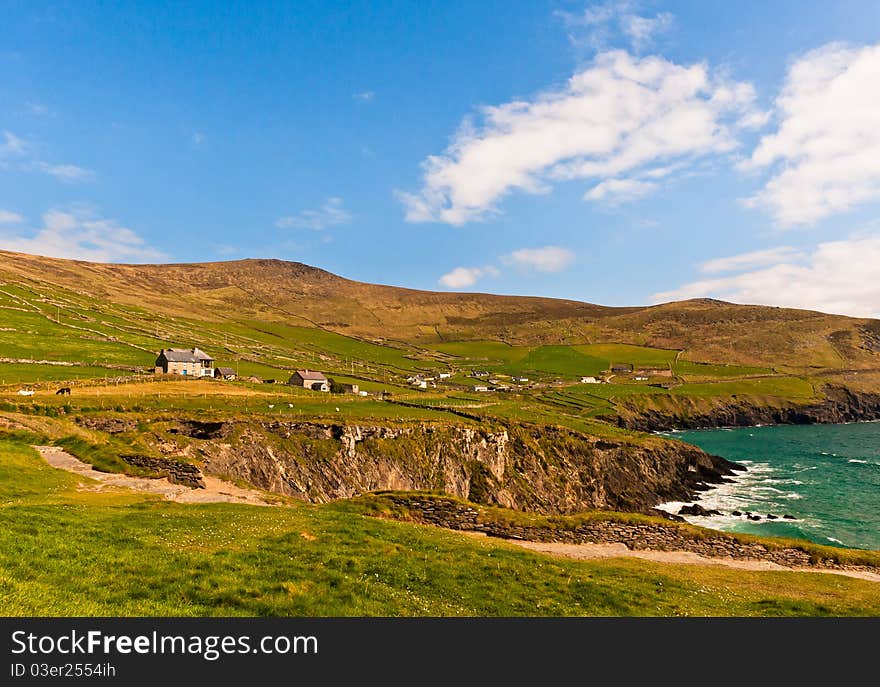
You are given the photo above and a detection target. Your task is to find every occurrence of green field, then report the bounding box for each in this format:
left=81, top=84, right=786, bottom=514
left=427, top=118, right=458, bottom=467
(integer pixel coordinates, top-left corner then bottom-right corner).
left=2, top=436, right=879, bottom=616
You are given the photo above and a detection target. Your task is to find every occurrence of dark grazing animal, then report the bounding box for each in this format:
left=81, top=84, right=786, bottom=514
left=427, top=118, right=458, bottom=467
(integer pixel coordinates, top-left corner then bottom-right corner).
left=55, top=387, right=71, bottom=396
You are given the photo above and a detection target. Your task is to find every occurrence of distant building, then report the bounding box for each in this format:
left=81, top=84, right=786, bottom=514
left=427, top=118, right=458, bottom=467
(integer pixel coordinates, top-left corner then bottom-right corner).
left=634, top=376, right=649, bottom=381
left=471, top=371, right=490, bottom=378
left=611, top=363, right=633, bottom=374
left=288, top=369, right=330, bottom=392
left=580, top=376, right=600, bottom=384
left=474, top=385, right=489, bottom=392
left=331, top=381, right=360, bottom=394
left=438, top=372, right=452, bottom=379
left=513, top=376, right=529, bottom=383
left=155, top=348, right=214, bottom=377
left=214, top=367, right=236, bottom=381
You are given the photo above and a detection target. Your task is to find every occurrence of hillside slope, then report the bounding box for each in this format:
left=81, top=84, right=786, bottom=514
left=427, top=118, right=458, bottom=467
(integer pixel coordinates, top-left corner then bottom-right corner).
left=2, top=249, right=878, bottom=371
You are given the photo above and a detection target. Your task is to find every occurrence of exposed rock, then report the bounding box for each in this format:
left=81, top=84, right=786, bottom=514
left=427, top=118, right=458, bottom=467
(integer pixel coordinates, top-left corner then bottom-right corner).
left=615, top=385, right=880, bottom=432
left=783, top=514, right=796, bottom=520
left=168, top=420, right=229, bottom=440
left=120, top=454, right=205, bottom=489
left=748, top=514, right=762, bottom=521
left=731, top=510, right=742, bottom=516
left=76, top=416, right=137, bottom=434
left=376, top=493, right=880, bottom=575
left=172, top=418, right=744, bottom=515
left=767, top=514, right=778, bottom=520
left=678, top=504, right=721, bottom=517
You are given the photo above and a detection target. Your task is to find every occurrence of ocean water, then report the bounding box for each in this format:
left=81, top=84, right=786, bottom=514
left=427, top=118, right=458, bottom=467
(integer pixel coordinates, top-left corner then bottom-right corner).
left=657, top=422, right=880, bottom=551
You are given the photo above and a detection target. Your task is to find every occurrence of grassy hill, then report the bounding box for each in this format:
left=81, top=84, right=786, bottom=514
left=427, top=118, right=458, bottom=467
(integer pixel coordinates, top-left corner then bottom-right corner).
left=2, top=432, right=879, bottom=616
left=1, top=251, right=880, bottom=616
left=0, top=250, right=878, bottom=433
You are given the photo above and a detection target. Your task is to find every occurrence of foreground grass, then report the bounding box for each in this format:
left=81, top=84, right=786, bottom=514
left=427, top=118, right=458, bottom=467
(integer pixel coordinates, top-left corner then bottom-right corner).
left=1, top=439, right=879, bottom=617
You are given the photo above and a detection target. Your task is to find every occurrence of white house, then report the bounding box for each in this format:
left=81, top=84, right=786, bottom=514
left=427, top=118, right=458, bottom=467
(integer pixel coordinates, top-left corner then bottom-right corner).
left=474, top=385, right=489, bottom=392
left=438, top=372, right=452, bottom=379
left=580, top=376, right=600, bottom=384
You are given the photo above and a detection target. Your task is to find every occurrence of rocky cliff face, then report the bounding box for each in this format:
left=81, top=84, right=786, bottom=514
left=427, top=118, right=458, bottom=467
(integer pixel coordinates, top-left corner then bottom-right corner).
left=155, top=419, right=740, bottom=515
left=615, top=385, right=880, bottom=432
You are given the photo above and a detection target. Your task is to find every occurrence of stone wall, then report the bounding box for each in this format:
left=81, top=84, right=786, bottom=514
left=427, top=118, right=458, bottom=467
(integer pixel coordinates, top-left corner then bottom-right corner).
left=380, top=494, right=878, bottom=574
left=120, top=454, right=205, bottom=489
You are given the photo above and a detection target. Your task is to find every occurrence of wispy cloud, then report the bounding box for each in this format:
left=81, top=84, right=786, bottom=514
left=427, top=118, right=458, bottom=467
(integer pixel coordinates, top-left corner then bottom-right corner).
left=353, top=91, right=375, bottom=102
left=699, top=246, right=804, bottom=274
left=0, top=130, right=27, bottom=157
left=557, top=1, right=674, bottom=53
left=741, top=42, right=880, bottom=226
left=0, top=210, right=23, bottom=225
left=502, top=246, right=575, bottom=272
left=0, top=208, right=164, bottom=263
left=276, top=197, right=352, bottom=231
left=31, top=161, right=94, bottom=183
left=1, top=130, right=93, bottom=182
left=651, top=235, right=880, bottom=317
left=583, top=177, right=657, bottom=204
left=25, top=102, right=50, bottom=116
left=399, top=50, right=764, bottom=225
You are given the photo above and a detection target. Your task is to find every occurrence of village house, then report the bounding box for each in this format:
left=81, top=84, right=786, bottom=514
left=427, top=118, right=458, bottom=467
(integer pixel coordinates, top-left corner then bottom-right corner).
left=438, top=372, right=452, bottom=379
left=611, top=363, right=633, bottom=374
left=473, top=385, right=489, bottom=392
left=288, top=369, right=330, bottom=392
left=155, top=348, right=215, bottom=377
left=580, top=376, right=600, bottom=384
left=214, top=367, right=237, bottom=381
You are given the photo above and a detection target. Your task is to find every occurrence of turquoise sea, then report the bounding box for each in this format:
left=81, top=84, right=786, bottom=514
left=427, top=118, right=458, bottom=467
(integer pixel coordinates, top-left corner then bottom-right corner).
left=659, top=422, right=880, bottom=551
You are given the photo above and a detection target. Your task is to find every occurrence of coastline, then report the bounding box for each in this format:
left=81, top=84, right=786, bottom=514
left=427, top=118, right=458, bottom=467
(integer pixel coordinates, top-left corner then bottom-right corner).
left=657, top=421, right=880, bottom=551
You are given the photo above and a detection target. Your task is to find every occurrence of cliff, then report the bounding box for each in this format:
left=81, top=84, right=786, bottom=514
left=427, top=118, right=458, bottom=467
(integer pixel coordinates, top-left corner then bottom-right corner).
left=614, top=385, right=880, bottom=432
left=143, top=417, right=741, bottom=515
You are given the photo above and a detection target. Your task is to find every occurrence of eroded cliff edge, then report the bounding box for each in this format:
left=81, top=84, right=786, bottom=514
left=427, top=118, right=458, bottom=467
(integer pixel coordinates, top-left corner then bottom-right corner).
left=614, top=385, right=880, bottom=432
left=139, top=418, right=740, bottom=515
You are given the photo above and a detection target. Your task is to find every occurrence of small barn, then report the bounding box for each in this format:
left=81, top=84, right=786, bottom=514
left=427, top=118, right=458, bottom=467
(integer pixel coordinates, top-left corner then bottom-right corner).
left=610, top=363, right=633, bottom=374
left=289, top=369, right=329, bottom=392
left=215, top=367, right=237, bottom=381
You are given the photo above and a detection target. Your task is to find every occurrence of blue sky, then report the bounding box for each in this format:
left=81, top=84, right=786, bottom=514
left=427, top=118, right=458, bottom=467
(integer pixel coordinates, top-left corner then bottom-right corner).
left=1, top=1, right=879, bottom=316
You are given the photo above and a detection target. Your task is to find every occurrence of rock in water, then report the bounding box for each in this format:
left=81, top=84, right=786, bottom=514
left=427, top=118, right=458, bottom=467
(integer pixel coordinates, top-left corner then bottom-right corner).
left=678, top=504, right=721, bottom=517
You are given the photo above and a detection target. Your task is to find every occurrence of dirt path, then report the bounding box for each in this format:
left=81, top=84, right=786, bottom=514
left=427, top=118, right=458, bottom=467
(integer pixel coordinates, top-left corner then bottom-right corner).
left=504, top=539, right=880, bottom=583
left=34, top=445, right=277, bottom=506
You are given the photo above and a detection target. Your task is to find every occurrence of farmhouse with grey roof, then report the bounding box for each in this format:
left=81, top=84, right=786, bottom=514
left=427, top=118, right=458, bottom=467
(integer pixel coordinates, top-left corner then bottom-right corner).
left=288, top=369, right=329, bottom=392
left=155, top=348, right=215, bottom=377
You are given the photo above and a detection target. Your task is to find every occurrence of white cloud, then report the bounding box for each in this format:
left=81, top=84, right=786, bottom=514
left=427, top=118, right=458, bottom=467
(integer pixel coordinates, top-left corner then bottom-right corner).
left=438, top=265, right=499, bottom=289
left=353, top=91, right=375, bottom=102
left=32, top=161, right=94, bottom=183
left=622, top=11, right=674, bottom=52
left=0, top=130, right=93, bottom=182
left=584, top=177, right=657, bottom=204
left=557, top=1, right=673, bottom=52
left=502, top=246, right=575, bottom=272
left=742, top=42, right=880, bottom=226
left=651, top=235, right=880, bottom=317
left=0, top=208, right=164, bottom=263
left=276, top=198, right=352, bottom=231
left=0, top=210, right=23, bottom=225
left=0, top=130, right=27, bottom=157
left=26, top=102, right=50, bottom=116
left=699, top=246, right=804, bottom=274
left=399, top=50, right=763, bottom=225
left=192, top=131, right=206, bottom=145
